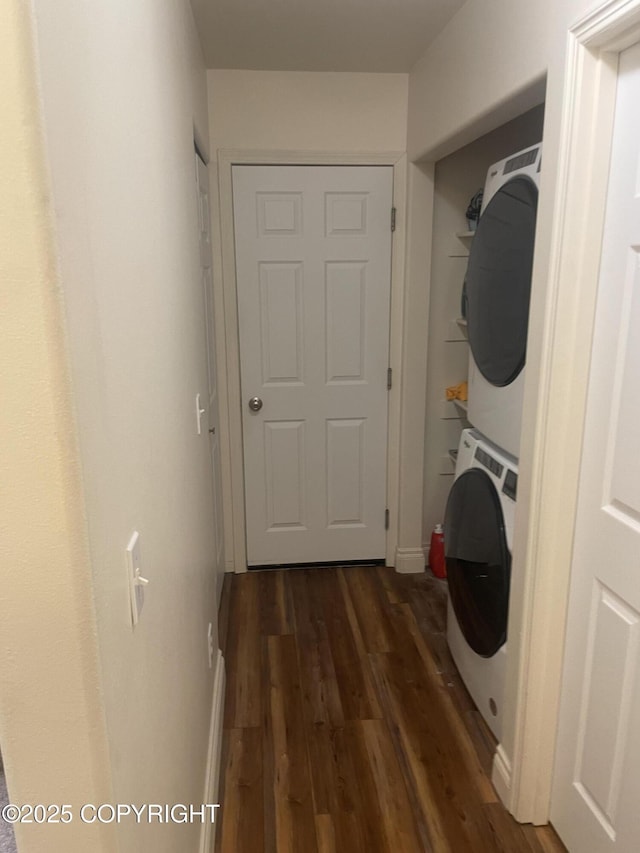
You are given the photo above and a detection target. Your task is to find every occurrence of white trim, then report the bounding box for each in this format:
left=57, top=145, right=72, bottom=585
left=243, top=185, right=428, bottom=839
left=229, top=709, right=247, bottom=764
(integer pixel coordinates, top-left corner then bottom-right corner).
left=394, top=546, right=425, bottom=574
left=199, top=650, right=226, bottom=853
left=504, top=0, right=640, bottom=824
left=208, top=157, right=235, bottom=575
left=215, top=149, right=407, bottom=572
left=492, top=745, right=512, bottom=806
left=387, top=154, right=408, bottom=567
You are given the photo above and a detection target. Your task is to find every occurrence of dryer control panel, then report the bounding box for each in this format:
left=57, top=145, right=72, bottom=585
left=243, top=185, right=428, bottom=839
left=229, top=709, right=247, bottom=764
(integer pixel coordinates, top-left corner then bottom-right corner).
left=502, top=469, right=518, bottom=501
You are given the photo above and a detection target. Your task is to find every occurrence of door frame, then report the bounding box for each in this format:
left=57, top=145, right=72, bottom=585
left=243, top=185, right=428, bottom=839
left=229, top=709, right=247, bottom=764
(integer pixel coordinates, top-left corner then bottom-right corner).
left=504, top=0, right=640, bottom=822
left=215, top=150, right=407, bottom=572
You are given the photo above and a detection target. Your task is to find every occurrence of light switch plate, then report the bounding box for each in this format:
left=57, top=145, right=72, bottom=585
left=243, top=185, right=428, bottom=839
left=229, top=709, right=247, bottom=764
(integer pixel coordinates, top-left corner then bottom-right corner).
left=126, top=531, right=145, bottom=626
left=196, top=393, right=206, bottom=435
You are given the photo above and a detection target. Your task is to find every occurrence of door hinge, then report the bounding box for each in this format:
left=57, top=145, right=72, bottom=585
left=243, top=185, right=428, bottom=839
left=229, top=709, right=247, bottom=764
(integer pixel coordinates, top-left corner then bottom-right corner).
left=391, top=207, right=396, bottom=232
left=385, top=508, right=390, bottom=530
left=387, top=367, right=392, bottom=390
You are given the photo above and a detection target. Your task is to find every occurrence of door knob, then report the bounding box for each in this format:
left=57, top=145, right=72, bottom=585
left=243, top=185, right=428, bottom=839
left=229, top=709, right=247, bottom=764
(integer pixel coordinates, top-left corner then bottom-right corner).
left=248, top=396, right=263, bottom=412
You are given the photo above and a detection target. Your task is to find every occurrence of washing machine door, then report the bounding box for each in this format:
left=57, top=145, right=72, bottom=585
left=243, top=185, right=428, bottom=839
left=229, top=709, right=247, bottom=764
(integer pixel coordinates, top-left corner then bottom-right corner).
left=444, top=468, right=511, bottom=658
left=466, top=175, right=538, bottom=387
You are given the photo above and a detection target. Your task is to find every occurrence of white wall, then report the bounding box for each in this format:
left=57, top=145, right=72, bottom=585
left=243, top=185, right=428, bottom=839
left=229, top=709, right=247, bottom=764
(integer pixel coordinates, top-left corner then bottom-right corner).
left=406, top=0, right=598, bottom=819
left=20, top=0, right=222, bottom=850
left=407, top=2, right=550, bottom=162
left=0, top=3, right=116, bottom=851
left=208, top=70, right=408, bottom=153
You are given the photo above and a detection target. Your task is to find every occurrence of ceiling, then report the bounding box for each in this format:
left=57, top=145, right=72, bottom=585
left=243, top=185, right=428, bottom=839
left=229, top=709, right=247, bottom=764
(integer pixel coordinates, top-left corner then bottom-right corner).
left=191, top=0, right=466, bottom=73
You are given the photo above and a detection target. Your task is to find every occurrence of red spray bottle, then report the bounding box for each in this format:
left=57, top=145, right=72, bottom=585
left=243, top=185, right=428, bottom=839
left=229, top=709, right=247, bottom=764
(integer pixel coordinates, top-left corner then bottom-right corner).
left=429, top=523, right=446, bottom=579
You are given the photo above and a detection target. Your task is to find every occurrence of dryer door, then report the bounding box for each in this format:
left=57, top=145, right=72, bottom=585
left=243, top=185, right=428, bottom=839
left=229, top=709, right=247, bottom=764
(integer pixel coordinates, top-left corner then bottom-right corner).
left=444, top=468, right=511, bottom=657
left=466, top=175, right=538, bottom=386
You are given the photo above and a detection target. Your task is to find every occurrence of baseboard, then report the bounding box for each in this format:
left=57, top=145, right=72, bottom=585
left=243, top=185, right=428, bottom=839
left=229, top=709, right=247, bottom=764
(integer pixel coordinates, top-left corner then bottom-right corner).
left=394, top=546, right=426, bottom=575
left=199, top=650, right=226, bottom=853
left=492, top=744, right=512, bottom=807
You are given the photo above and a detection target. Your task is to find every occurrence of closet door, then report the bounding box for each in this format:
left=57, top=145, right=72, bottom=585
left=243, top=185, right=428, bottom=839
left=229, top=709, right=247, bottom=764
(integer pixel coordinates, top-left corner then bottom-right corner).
left=551, top=39, right=640, bottom=853
left=233, top=165, right=393, bottom=566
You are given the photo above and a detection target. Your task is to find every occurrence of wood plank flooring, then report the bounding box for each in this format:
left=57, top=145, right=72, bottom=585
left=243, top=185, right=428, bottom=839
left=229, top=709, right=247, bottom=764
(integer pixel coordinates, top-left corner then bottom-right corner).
left=216, top=566, right=566, bottom=853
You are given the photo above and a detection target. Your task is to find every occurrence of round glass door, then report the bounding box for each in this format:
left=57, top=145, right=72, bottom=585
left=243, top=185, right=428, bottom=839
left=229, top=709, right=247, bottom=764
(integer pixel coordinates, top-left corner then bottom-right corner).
left=466, top=175, right=538, bottom=387
left=444, top=469, right=510, bottom=657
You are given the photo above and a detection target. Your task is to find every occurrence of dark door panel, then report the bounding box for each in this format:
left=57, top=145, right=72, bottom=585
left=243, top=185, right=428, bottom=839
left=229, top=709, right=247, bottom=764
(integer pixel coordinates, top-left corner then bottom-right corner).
left=466, top=176, right=538, bottom=387
left=444, top=469, right=510, bottom=657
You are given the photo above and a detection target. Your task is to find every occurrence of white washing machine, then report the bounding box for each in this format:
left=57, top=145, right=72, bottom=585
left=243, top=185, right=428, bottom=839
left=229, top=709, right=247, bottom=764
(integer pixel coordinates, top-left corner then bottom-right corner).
left=466, top=142, right=542, bottom=458
left=444, top=428, right=518, bottom=741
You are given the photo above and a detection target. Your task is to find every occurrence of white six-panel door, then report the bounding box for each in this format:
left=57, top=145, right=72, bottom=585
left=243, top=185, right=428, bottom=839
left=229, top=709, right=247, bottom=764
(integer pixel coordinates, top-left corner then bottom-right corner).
left=551, top=41, right=640, bottom=851
left=233, top=165, right=393, bottom=566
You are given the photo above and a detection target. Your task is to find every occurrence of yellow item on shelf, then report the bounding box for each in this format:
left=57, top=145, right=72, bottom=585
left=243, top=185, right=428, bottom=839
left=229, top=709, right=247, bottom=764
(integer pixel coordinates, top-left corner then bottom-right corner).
left=445, top=381, right=468, bottom=402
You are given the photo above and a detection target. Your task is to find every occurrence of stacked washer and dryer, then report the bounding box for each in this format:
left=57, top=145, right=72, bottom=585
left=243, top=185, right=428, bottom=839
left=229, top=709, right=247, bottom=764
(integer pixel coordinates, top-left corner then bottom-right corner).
left=444, top=143, right=542, bottom=741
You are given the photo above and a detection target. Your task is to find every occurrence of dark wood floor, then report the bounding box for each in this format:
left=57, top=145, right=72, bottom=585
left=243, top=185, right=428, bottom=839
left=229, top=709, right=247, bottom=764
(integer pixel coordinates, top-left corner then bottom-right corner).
left=215, top=566, right=566, bottom=853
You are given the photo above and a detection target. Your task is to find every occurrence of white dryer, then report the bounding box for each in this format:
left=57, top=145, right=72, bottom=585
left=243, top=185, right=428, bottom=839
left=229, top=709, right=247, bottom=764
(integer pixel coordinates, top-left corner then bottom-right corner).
left=465, top=143, right=542, bottom=458
left=444, top=428, right=518, bottom=741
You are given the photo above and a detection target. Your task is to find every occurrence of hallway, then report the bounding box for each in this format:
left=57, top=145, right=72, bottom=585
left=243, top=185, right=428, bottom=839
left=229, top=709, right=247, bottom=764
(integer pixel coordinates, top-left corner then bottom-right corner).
left=216, top=566, right=565, bottom=852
